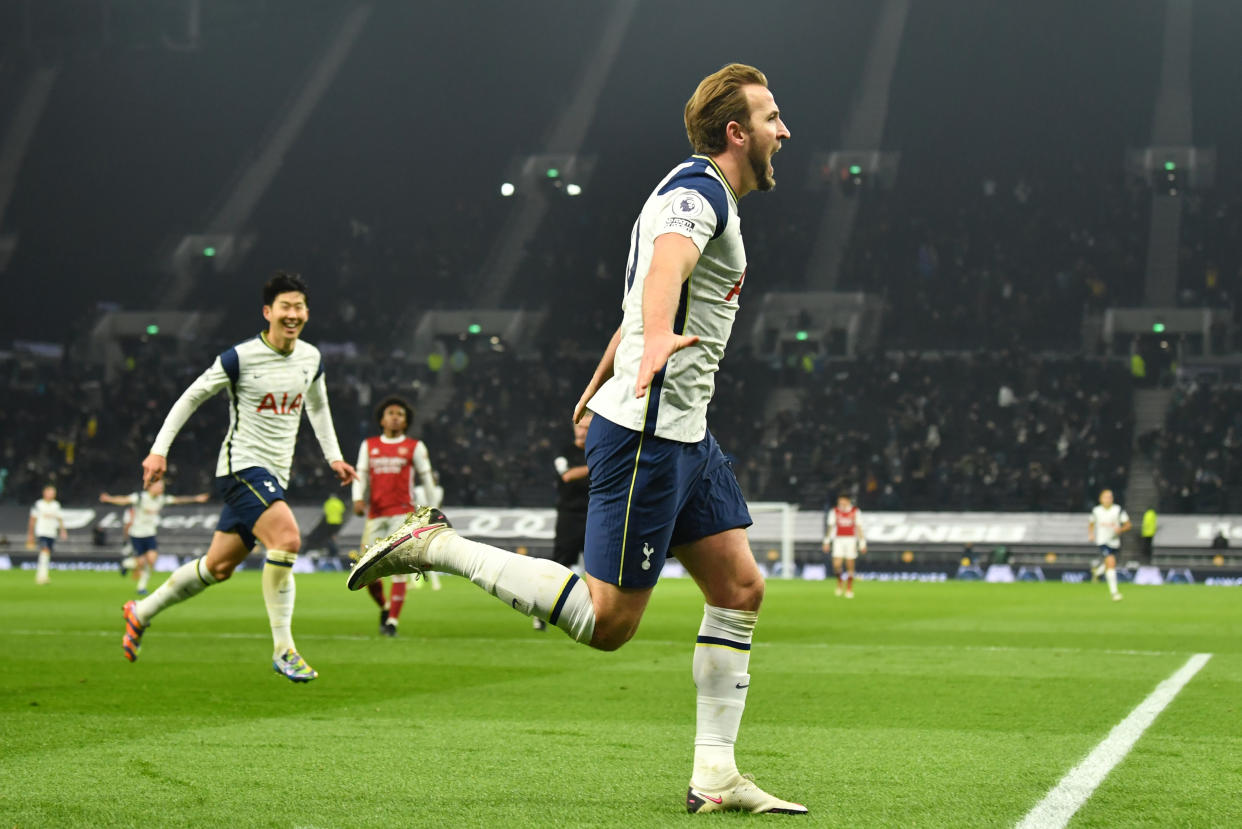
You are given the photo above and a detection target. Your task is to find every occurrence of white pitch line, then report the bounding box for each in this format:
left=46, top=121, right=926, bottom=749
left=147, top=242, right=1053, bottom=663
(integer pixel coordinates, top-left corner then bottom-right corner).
left=1016, top=652, right=1213, bottom=829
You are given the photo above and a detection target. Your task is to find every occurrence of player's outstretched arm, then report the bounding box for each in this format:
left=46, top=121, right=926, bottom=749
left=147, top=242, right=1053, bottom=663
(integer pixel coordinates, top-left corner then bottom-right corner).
left=304, top=370, right=350, bottom=482
left=149, top=358, right=231, bottom=468
left=635, top=234, right=702, bottom=399
left=99, top=493, right=135, bottom=505
left=168, top=493, right=210, bottom=505
left=574, top=325, right=622, bottom=423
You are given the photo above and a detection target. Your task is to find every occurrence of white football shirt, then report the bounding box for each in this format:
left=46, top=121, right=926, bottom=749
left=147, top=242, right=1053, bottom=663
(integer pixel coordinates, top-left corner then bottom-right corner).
left=150, top=333, right=344, bottom=488
left=1090, top=504, right=1130, bottom=549
left=588, top=154, right=747, bottom=443
left=30, top=499, right=63, bottom=537
left=126, top=491, right=168, bottom=539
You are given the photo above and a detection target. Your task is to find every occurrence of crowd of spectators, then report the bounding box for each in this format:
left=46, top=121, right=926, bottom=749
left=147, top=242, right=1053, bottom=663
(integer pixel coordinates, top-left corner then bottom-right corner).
left=0, top=334, right=1137, bottom=518
left=839, top=165, right=1149, bottom=351
left=1142, top=381, right=1242, bottom=514
left=761, top=351, right=1134, bottom=512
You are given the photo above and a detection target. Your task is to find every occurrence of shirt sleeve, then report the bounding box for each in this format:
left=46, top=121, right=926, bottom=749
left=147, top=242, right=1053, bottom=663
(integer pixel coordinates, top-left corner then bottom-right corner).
left=651, top=177, right=726, bottom=253
left=303, top=371, right=344, bottom=465
left=351, top=440, right=369, bottom=503
left=413, top=442, right=441, bottom=507
left=554, top=456, right=570, bottom=476
left=149, top=355, right=233, bottom=456
left=413, top=441, right=433, bottom=481
left=1120, top=509, right=1130, bottom=524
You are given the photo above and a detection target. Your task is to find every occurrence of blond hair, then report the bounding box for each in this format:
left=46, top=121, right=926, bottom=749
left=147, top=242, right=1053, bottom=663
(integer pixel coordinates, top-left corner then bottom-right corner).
left=684, top=63, right=768, bottom=155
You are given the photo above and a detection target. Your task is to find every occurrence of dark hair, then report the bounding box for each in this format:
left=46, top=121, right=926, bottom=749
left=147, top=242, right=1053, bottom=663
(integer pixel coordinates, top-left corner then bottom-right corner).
left=263, top=271, right=309, bottom=307
left=837, top=493, right=852, bottom=502
left=375, top=395, right=414, bottom=429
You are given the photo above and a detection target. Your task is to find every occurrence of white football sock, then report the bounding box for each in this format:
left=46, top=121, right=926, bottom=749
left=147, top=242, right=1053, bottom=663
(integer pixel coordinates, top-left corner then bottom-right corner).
left=427, top=569, right=442, bottom=590
left=262, top=550, right=298, bottom=656
left=1105, top=567, right=1118, bottom=596
left=136, top=567, right=151, bottom=592
left=692, top=604, right=758, bottom=790
left=135, top=556, right=218, bottom=623
left=35, top=550, right=50, bottom=582
left=427, top=534, right=594, bottom=644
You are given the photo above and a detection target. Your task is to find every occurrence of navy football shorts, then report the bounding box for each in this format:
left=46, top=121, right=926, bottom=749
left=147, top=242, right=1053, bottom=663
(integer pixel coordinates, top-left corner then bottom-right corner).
left=583, top=415, right=751, bottom=589
left=130, top=535, right=158, bottom=554
left=214, top=467, right=286, bottom=551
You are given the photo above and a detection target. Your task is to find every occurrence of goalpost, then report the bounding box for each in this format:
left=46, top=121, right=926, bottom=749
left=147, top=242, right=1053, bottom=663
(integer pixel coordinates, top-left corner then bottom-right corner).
left=747, top=501, right=799, bottom=579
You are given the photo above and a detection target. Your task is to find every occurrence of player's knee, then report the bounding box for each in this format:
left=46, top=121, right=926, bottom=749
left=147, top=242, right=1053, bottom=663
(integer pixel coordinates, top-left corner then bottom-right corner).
left=206, top=559, right=236, bottom=582
left=270, top=532, right=301, bottom=554
left=717, top=570, right=764, bottom=612
left=589, top=616, right=640, bottom=652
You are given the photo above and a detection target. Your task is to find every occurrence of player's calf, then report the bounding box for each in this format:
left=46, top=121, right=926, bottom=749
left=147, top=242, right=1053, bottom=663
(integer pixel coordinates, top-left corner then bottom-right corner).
left=349, top=508, right=598, bottom=646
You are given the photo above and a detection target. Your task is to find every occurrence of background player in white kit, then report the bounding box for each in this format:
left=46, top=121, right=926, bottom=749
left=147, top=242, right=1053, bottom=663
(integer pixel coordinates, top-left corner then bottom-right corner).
left=349, top=64, right=805, bottom=814
left=352, top=395, right=442, bottom=636
left=823, top=494, right=866, bottom=598
left=100, top=482, right=209, bottom=595
left=121, top=272, right=357, bottom=681
left=27, top=485, right=67, bottom=585
left=1089, top=489, right=1131, bottom=601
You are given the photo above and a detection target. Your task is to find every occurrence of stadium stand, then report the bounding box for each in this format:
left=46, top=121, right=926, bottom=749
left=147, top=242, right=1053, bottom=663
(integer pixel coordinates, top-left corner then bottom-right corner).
left=1144, top=382, right=1242, bottom=514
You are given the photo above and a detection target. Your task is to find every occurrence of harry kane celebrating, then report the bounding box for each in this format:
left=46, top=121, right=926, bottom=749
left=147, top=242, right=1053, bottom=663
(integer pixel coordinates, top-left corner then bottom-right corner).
left=349, top=65, right=805, bottom=813
left=122, top=272, right=357, bottom=681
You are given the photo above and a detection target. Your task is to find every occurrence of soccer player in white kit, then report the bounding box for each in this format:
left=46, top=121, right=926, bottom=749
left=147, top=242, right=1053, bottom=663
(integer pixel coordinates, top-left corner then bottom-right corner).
left=1089, top=489, right=1131, bottom=601
left=349, top=64, right=805, bottom=814
left=27, top=485, right=67, bottom=584
left=823, top=494, right=866, bottom=598
left=100, top=481, right=209, bottom=595
left=121, top=272, right=357, bottom=681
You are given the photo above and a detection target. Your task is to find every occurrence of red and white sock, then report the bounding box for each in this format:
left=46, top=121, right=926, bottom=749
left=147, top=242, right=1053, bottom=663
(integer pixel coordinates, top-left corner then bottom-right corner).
left=389, top=579, right=407, bottom=621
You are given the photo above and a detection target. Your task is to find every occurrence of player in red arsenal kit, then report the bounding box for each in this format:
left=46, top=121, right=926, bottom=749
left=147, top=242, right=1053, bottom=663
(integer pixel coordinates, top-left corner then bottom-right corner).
left=351, top=396, right=442, bottom=635
left=822, top=494, right=866, bottom=598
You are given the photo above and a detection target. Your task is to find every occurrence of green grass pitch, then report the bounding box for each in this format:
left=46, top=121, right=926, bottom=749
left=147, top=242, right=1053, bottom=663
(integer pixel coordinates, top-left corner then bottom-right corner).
left=2, top=571, right=1240, bottom=827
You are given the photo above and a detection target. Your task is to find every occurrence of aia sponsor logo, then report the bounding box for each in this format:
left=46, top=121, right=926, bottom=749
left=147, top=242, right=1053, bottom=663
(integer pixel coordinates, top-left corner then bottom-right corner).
left=256, top=392, right=303, bottom=414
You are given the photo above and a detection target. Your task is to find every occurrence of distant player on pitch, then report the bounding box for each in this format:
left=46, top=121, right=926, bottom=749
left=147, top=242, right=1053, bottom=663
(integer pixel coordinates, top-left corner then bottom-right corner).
left=1089, top=489, right=1131, bottom=602
left=349, top=64, right=804, bottom=814
left=122, top=272, right=357, bottom=681
left=27, top=485, right=67, bottom=585
left=352, top=395, right=442, bottom=637
left=100, top=482, right=209, bottom=595
left=823, top=494, right=866, bottom=598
